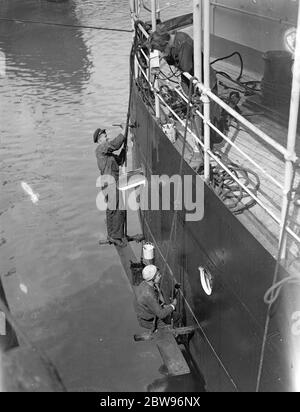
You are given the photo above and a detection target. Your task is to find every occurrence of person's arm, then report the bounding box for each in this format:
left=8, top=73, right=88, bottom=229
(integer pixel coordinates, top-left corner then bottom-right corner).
left=107, top=133, right=125, bottom=153
left=145, top=290, right=174, bottom=320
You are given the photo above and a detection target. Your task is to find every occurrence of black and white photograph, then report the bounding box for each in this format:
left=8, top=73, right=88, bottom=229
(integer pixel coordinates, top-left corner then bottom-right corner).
left=0, top=0, right=299, bottom=394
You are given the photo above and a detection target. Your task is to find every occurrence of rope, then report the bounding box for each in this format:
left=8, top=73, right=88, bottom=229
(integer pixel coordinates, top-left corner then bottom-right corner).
left=255, top=165, right=297, bottom=392
left=211, top=51, right=261, bottom=95
left=159, top=78, right=194, bottom=330
left=212, top=158, right=261, bottom=215
left=133, top=32, right=236, bottom=387
left=141, top=215, right=238, bottom=391
left=211, top=52, right=244, bottom=81
left=0, top=297, right=67, bottom=392
left=264, top=276, right=300, bottom=305
left=123, top=41, right=136, bottom=163
left=161, top=78, right=195, bottom=281
left=0, top=17, right=133, bottom=33
left=121, top=31, right=139, bottom=238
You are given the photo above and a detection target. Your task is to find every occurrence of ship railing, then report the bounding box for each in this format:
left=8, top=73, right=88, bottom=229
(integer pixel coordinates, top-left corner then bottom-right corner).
left=131, top=1, right=300, bottom=256
left=136, top=48, right=282, bottom=191
left=135, top=56, right=300, bottom=245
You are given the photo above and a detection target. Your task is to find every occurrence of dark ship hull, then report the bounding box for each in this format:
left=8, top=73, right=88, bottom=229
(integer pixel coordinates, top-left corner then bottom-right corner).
left=131, top=81, right=297, bottom=392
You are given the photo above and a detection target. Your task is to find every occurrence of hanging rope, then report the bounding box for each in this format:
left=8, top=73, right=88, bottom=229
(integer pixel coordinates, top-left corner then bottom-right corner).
left=141, top=215, right=238, bottom=391
left=255, top=164, right=297, bottom=392
left=119, top=30, right=139, bottom=238
left=161, top=78, right=195, bottom=282
left=123, top=30, right=138, bottom=159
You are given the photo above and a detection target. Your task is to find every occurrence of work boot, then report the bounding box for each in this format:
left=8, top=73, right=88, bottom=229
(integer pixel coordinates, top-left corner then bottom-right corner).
left=107, top=237, right=124, bottom=247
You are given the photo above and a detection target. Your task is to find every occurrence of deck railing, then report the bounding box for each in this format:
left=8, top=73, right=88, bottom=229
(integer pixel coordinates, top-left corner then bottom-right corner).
left=130, top=0, right=300, bottom=256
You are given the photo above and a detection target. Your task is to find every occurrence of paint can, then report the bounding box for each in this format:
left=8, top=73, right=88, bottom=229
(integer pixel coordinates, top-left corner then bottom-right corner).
left=143, top=242, right=155, bottom=264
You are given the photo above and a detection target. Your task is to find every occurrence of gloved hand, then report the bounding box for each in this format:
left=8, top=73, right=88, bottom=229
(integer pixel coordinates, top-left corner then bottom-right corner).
left=171, top=298, right=177, bottom=308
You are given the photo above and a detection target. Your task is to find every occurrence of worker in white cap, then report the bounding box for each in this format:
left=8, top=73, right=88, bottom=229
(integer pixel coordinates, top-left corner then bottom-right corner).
left=134, top=265, right=177, bottom=332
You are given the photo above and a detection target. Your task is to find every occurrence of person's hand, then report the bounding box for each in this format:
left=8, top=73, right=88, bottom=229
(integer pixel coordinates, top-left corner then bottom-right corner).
left=171, top=298, right=177, bottom=307
left=118, top=147, right=127, bottom=166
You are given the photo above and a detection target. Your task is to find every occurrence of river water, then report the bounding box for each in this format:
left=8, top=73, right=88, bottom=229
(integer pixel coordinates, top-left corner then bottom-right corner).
left=0, top=0, right=200, bottom=392
left=0, top=0, right=133, bottom=312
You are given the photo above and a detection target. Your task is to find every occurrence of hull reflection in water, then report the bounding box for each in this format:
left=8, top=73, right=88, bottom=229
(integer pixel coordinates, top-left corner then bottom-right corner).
left=0, top=0, right=91, bottom=91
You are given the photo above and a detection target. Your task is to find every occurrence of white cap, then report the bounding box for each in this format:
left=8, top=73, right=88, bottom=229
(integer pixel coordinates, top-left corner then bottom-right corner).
left=142, top=265, right=158, bottom=281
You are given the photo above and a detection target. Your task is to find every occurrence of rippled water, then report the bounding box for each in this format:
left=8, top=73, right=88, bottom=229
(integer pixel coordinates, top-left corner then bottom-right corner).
left=0, top=0, right=198, bottom=392
left=0, top=0, right=133, bottom=309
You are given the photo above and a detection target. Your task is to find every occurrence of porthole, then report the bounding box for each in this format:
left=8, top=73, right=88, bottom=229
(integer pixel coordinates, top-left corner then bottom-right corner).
left=199, top=267, right=213, bottom=296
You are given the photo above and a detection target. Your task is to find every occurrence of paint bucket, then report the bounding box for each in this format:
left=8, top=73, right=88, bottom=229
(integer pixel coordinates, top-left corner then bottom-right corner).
left=143, top=242, right=155, bottom=263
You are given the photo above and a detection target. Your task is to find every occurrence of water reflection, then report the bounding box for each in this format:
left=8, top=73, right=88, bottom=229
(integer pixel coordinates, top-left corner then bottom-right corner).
left=0, top=0, right=203, bottom=392
left=0, top=0, right=91, bottom=91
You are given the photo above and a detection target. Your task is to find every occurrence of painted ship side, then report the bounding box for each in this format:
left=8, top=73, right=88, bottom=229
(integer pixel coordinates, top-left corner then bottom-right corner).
left=130, top=1, right=300, bottom=392
left=131, top=83, right=294, bottom=391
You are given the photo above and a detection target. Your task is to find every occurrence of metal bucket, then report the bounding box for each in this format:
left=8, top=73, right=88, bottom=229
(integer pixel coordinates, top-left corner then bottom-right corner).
left=143, top=242, right=155, bottom=262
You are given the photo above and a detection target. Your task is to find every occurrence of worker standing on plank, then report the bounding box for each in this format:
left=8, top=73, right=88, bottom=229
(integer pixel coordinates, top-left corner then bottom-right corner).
left=94, top=128, right=127, bottom=247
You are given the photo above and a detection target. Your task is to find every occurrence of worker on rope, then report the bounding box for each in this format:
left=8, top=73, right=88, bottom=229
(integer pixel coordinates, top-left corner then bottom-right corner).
left=134, top=265, right=179, bottom=339
left=94, top=128, right=127, bottom=247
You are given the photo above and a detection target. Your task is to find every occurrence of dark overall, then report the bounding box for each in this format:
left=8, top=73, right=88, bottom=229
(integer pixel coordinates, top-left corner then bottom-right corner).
left=95, top=133, right=126, bottom=240
left=134, top=281, right=174, bottom=330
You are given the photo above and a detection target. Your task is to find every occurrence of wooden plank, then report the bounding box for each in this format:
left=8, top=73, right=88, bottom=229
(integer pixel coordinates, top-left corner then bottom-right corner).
left=156, top=329, right=190, bottom=376
left=99, top=234, right=144, bottom=246
left=173, top=325, right=196, bottom=337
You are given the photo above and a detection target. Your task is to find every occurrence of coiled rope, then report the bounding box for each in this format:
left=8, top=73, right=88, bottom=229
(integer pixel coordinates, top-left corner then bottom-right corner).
left=212, top=158, right=260, bottom=215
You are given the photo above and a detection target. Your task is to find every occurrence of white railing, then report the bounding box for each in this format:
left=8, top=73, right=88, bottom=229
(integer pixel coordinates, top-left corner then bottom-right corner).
left=131, top=1, right=300, bottom=251
left=135, top=58, right=300, bottom=245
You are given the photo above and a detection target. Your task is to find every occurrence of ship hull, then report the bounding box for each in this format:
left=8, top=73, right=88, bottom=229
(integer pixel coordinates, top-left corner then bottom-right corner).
left=131, top=82, right=294, bottom=392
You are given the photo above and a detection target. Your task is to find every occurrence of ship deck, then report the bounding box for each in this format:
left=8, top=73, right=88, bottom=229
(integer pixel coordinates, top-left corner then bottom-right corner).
left=214, top=61, right=300, bottom=266
left=159, top=59, right=300, bottom=271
